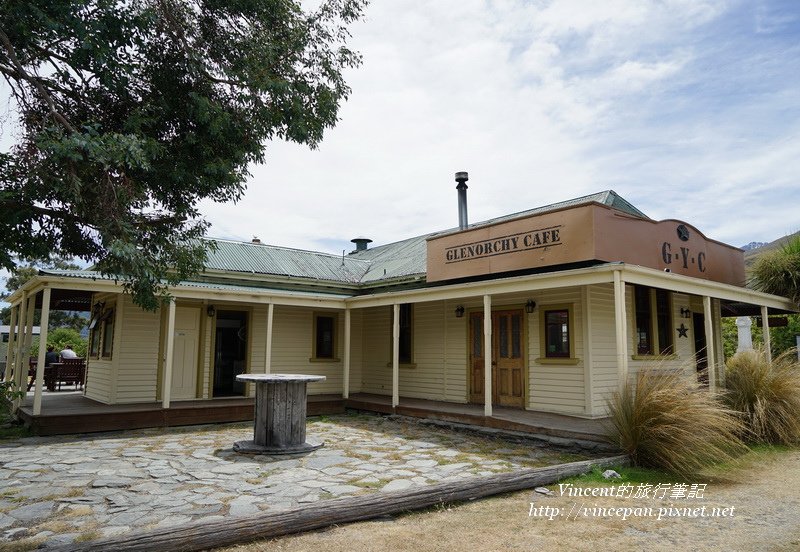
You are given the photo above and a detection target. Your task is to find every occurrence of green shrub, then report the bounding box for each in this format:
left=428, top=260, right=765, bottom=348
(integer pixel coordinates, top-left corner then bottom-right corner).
left=30, top=327, right=88, bottom=358
left=724, top=348, right=800, bottom=445
left=606, top=368, right=747, bottom=476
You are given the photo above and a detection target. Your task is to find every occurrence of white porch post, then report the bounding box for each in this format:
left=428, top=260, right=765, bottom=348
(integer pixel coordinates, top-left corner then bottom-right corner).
left=343, top=308, right=351, bottom=399
left=392, top=303, right=400, bottom=408
left=12, top=295, right=28, bottom=401
left=4, top=304, right=17, bottom=383
left=703, top=296, right=717, bottom=390
left=162, top=299, right=177, bottom=409
left=483, top=294, right=492, bottom=417
left=761, top=305, right=772, bottom=364
left=613, top=271, right=629, bottom=390
left=581, top=286, right=594, bottom=416
left=14, top=294, right=36, bottom=409
left=264, top=303, right=274, bottom=374
left=33, top=288, right=51, bottom=415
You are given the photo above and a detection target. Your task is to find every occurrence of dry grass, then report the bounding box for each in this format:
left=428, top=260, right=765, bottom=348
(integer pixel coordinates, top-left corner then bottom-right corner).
left=606, top=368, right=747, bottom=476
left=725, top=348, right=800, bottom=445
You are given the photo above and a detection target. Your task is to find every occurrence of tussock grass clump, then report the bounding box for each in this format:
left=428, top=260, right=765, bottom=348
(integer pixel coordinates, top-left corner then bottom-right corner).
left=750, top=236, right=800, bottom=304
left=606, top=368, right=747, bottom=476
left=725, top=348, right=800, bottom=445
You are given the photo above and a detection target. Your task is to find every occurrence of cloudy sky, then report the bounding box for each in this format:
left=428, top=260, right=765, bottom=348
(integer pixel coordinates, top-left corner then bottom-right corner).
left=2, top=0, right=799, bottom=280
left=198, top=0, right=800, bottom=255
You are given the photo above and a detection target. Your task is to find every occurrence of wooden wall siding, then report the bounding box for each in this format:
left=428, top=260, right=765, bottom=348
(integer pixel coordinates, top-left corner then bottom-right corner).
left=247, top=305, right=268, bottom=397
left=115, top=295, right=161, bottom=403
left=444, top=300, right=468, bottom=403
left=528, top=288, right=586, bottom=415
left=349, top=309, right=364, bottom=394
left=358, top=302, right=467, bottom=402
left=201, top=307, right=213, bottom=399
left=625, top=288, right=694, bottom=379
left=589, top=283, right=622, bottom=414
left=591, top=284, right=697, bottom=415
left=84, top=358, right=113, bottom=404
left=403, top=302, right=446, bottom=400
left=83, top=293, right=119, bottom=404
left=359, top=306, right=392, bottom=395
left=269, top=305, right=345, bottom=395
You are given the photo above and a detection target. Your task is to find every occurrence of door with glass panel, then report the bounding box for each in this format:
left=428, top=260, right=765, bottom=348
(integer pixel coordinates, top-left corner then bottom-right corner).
left=469, top=309, right=525, bottom=408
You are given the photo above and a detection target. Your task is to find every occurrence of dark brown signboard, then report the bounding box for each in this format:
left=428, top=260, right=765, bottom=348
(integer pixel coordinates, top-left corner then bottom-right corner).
left=426, top=203, right=745, bottom=287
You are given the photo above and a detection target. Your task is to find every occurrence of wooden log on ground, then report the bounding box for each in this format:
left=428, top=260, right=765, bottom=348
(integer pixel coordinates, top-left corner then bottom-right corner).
left=59, top=455, right=629, bottom=552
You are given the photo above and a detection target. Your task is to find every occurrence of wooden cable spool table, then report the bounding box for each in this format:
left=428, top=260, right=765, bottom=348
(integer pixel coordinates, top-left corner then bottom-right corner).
left=233, top=374, right=326, bottom=455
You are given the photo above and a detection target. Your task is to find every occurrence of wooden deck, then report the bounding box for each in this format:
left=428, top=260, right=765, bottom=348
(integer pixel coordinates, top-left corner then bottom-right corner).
left=18, top=391, right=609, bottom=442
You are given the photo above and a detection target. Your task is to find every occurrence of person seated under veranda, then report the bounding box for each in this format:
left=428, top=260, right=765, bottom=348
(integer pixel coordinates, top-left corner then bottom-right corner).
left=59, top=345, right=78, bottom=359
left=45, top=346, right=59, bottom=367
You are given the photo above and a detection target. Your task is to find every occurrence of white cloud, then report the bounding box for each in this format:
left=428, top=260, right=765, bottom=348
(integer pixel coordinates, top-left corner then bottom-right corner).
left=5, top=0, right=800, bottom=256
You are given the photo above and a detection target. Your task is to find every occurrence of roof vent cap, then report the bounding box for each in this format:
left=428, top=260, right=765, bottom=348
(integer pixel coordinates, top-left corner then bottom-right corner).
left=251, top=237, right=262, bottom=244
left=350, top=237, right=372, bottom=253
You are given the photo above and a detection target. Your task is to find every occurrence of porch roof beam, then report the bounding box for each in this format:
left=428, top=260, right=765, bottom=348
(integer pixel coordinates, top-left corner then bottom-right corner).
left=8, top=262, right=795, bottom=313
left=619, top=266, right=795, bottom=311
left=7, top=275, right=349, bottom=309
left=347, top=268, right=615, bottom=309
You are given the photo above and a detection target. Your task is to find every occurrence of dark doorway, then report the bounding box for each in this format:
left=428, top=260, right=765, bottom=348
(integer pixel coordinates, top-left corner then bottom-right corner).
left=693, top=312, right=708, bottom=385
left=213, top=310, right=248, bottom=397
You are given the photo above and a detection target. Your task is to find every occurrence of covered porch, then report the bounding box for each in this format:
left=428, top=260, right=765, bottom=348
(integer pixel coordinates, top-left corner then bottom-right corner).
left=8, top=263, right=796, bottom=440
left=17, top=390, right=609, bottom=443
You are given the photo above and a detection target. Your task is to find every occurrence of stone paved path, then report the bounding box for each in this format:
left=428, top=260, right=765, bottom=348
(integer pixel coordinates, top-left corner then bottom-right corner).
left=0, top=413, right=595, bottom=549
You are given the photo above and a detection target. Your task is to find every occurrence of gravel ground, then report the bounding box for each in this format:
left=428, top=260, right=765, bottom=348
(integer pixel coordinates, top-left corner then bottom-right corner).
left=222, top=448, right=800, bottom=552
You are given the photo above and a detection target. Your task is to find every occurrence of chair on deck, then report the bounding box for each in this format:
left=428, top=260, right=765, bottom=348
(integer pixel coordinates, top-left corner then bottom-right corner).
left=57, top=358, right=86, bottom=390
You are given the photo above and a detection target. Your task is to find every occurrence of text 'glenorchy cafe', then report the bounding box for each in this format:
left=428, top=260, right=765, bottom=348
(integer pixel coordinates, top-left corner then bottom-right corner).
left=444, top=226, right=562, bottom=263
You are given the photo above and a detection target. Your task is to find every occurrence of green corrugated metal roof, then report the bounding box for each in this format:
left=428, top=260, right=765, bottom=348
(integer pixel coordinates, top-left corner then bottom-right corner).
left=41, top=190, right=647, bottom=290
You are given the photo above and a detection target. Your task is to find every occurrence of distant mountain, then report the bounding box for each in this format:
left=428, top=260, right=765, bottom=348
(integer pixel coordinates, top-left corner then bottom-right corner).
left=740, top=241, right=768, bottom=251
left=744, top=231, right=800, bottom=270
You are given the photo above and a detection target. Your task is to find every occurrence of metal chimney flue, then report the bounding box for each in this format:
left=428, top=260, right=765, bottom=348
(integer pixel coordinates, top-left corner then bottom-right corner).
left=455, top=171, right=469, bottom=230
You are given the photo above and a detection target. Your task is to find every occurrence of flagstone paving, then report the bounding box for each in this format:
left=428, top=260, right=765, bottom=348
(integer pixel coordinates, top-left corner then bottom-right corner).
left=0, top=413, right=598, bottom=549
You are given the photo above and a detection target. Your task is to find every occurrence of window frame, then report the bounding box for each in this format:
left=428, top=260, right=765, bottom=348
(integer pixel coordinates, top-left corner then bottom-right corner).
left=100, top=309, right=115, bottom=359
left=632, top=285, right=675, bottom=358
left=311, top=312, right=339, bottom=362
left=388, top=303, right=415, bottom=366
left=537, top=303, right=578, bottom=365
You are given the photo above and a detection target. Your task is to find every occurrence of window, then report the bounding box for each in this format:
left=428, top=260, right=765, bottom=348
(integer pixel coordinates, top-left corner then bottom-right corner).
left=89, top=309, right=114, bottom=359
left=544, top=309, right=570, bottom=358
left=101, top=310, right=115, bottom=358
left=394, top=304, right=413, bottom=364
left=312, top=313, right=337, bottom=360
left=634, top=285, right=674, bottom=356
left=89, top=327, right=101, bottom=357
left=537, top=304, right=577, bottom=363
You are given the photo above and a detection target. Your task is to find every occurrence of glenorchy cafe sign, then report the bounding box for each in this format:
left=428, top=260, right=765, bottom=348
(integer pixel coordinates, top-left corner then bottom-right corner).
left=444, top=226, right=563, bottom=263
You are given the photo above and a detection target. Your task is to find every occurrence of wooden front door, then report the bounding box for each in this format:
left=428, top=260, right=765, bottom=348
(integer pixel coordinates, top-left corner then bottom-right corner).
left=171, top=306, right=200, bottom=400
left=469, top=310, right=525, bottom=408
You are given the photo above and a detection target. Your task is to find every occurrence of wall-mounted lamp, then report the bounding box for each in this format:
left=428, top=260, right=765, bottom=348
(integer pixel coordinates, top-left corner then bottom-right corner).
left=680, top=307, right=691, bottom=319
left=455, top=305, right=465, bottom=318
left=207, top=305, right=216, bottom=318
left=525, top=299, right=536, bottom=314
left=92, top=301, right=105, bottom=316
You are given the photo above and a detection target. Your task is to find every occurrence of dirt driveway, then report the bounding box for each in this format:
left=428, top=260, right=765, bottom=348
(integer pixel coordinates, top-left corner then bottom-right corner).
left=222, top=448, right=800, bottom=552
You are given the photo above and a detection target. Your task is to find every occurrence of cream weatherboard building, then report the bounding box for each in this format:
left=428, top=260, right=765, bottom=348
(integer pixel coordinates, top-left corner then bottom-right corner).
left=6, top=190, right=795, bottom=434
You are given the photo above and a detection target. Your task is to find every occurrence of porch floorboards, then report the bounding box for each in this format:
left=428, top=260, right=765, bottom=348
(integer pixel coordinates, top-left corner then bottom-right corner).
left=17, top=392, right=609, bottom=443
left=346, top=393, right=609, bottom=443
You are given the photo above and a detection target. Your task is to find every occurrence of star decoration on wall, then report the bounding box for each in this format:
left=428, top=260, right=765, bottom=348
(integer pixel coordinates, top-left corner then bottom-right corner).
left=677, top=323, right=689, bottom=338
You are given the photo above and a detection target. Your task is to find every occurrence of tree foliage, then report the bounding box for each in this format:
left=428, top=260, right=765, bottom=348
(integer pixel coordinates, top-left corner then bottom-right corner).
left=31, top=327, right=88, bottom=357
left=0, top=0, right=366, bottom=310
left=0, top=256, right=88, bottom=330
